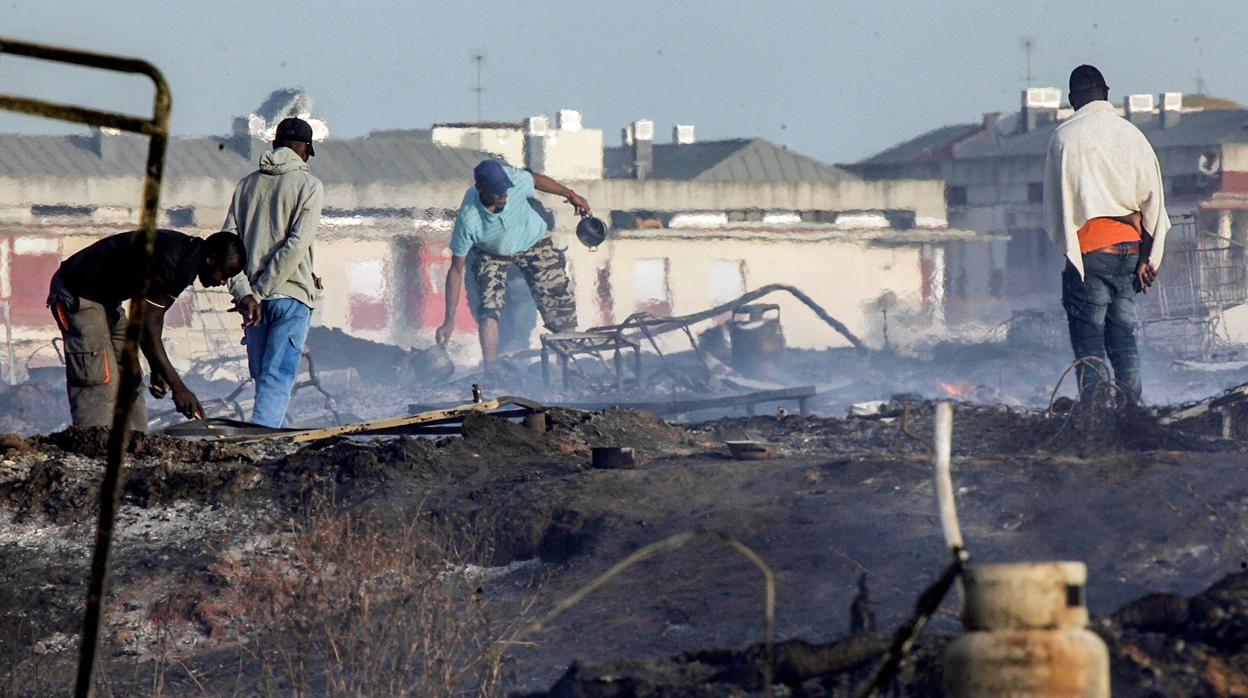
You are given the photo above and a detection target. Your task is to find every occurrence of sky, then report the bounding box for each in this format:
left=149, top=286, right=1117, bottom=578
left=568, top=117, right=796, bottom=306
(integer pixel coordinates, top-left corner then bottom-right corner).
left=1, top=0, right=1246, bottom=165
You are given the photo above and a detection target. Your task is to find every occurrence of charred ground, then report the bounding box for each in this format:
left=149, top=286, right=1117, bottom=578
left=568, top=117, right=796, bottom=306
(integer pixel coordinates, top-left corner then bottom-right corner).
left=0, top=397, right=1247, bottom=695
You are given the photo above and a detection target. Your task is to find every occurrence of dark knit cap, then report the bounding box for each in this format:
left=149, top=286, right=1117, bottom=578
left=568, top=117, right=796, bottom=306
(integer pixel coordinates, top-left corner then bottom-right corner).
left=1069, top=64, right=1109, bottom=93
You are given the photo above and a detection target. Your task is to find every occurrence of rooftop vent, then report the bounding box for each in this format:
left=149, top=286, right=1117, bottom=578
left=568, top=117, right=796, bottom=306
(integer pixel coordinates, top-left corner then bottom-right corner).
left=629, top=120, right=654, bottom=180
left=1019, top=88, right=1061, bottom=133
left=632, top=119, right=655, bottom=141
left=1024, top=87, right=1061, bottom=109
left=1126, top=94, right=1155, bottom=113
left=1161, top=92, right=1183, bottom=129
left=673, top=124, right=696, bottom=144
left=526, top=115, right=549, bottom=136
left=1125, top=94, right=1155, bottom=127
left=556, top=109, right=582, bottom=132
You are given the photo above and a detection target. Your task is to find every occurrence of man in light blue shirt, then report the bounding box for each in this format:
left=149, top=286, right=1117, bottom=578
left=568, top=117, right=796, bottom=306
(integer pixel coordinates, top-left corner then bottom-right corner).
left=436, top=159, right=590, bottom=372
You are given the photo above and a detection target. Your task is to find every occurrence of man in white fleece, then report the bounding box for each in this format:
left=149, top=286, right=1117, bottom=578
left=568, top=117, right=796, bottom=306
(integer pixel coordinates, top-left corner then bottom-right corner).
left=223, top=117, right=324, bottom=427
left=1044, top=64, right=1170, bottom=405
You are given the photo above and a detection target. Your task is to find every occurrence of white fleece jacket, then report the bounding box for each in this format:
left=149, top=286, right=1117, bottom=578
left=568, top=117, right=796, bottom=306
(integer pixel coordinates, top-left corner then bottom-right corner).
left=224, top=147, right=324, bottom=306
left=1043, top=100, right=1170, bottom=279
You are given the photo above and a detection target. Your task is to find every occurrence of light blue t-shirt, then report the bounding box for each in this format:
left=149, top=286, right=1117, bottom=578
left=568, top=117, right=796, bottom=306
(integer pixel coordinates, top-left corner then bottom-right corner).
left=449, top=165, right=548, bottom=257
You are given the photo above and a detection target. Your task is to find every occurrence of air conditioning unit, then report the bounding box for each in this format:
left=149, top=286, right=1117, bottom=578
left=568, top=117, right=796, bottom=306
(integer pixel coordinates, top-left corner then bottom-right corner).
left=1127, top=94, right=1155, bottom=113
left=1199, top=151, right=1221, bottom=177
left=1024, top=87, right=1061, bottom=109
left=1161, top=92, right=1183, bottom=111
left=673, top=124, right=696, bottom=144
left=632, top=119, right=655, bottom=141
left=526, top=115, right=549, bottom=136
left=556, top=109, right=582, bottom=131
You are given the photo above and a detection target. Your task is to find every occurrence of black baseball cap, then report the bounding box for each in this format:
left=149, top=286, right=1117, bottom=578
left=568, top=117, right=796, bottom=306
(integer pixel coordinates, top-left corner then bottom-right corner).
left=1069, top=64, right=1109, bottom=94
left=274, top=117, right=315, bottom=156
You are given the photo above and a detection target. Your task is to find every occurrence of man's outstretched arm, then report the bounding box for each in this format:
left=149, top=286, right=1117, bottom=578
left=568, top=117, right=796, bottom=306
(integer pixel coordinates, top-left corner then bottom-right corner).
left=532, top=172, right=591, bottom=215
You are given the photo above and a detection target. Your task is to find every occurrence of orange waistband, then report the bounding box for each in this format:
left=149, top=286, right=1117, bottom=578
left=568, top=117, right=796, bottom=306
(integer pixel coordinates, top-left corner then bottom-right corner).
left=1078, top=217, right=1140, bottom=254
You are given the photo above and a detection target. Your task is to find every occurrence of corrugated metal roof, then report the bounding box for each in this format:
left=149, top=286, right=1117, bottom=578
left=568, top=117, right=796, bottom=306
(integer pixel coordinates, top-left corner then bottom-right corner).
left=864, top=108, right=1248, bottom=164
left=0, top=131, right=489, bottom=183
left=603, top=138, right=856, bottom=182
left=857, top=123, right=982, bottom=165
left=954, top=121, right=1055, bottom=159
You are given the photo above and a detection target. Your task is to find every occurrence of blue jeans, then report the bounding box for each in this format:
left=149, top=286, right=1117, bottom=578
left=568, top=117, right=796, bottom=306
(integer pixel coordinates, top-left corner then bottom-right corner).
left=1061, top=252, right=1142, bottom=404
left=244, top=298, right=311, bottom=427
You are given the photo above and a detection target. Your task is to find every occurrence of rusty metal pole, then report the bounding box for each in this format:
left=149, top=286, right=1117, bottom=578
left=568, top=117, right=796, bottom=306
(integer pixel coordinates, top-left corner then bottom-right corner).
left=0, top=36, right=171, bottom=698
left=77, top=119, right=168, bottom=698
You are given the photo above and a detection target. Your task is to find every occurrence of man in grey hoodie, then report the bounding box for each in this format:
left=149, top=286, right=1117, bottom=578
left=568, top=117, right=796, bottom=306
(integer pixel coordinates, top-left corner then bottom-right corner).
left=223, top=117, right=324, bottom=427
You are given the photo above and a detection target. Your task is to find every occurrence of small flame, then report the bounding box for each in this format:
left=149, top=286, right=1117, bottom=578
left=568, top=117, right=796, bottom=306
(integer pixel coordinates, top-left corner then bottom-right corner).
left=938, top=380, right=974, bottom=397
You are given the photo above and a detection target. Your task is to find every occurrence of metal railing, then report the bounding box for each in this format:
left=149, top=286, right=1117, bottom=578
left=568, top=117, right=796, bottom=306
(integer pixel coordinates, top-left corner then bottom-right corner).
left=0, top=36, right=171, bottom=698
left=1143, top=218, right=1248, bottom=322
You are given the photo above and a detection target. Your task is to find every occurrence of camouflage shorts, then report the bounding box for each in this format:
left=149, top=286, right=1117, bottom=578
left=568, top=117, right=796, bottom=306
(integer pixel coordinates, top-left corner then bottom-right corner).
left=471, top=236, right=577, bottom=332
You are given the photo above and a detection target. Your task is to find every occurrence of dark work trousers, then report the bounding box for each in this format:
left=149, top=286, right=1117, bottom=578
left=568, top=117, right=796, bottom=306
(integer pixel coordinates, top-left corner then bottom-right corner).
left=1061, top=252, right=1142, bottom=405
left=47, top=273, right=148, bottom=431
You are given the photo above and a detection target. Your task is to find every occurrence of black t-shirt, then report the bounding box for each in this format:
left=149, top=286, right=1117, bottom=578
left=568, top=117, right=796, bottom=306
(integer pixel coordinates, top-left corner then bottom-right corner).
left=58, top=229, right=202, bottom=309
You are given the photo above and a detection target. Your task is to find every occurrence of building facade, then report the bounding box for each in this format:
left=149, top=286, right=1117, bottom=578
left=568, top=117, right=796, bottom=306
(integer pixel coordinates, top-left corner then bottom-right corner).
left=0, top=90, right=967, bottom=379
left=849, top=89, right=1248, bottom=329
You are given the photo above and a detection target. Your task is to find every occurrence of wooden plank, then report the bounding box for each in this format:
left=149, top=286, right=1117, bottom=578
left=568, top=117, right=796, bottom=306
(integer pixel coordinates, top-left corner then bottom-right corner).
left=555, top=386, right=817, bottom=416
left=409, top=386, right=817, bottom=418
left=280, top=398, right=507, bottom=444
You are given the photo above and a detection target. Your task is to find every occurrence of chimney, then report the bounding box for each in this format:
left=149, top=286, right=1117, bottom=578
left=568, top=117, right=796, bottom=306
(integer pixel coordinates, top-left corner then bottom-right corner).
left=86, top=127, right=123, bottom=160
left=1160, top=92, right=1183, bottom=129
left=1124, top=94, right=1156, bottom=126
left=631, top=119, right=654, bottom=179
left=1018, top=87, right=1061, bottom=133
left=673, top=124, right=696, bottom=144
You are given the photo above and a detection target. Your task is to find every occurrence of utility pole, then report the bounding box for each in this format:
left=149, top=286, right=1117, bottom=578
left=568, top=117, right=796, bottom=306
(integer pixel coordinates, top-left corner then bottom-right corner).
left=1021, top=37, right=1035, bottom=86
left=472, top=53, right=485, bottom=122
left=1195, top=36, right=1206, bottom=95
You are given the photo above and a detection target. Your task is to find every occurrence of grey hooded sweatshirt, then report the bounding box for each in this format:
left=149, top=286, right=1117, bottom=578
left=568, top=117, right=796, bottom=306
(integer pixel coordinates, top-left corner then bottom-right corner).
left=224, top=147, right=324, bottom=307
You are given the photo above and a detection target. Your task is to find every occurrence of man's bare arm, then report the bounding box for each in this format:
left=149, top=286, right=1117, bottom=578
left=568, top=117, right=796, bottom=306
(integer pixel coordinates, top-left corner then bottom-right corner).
left=436, top=256, right=467, bottom=344
left=140, top=304, right=203, bottom=419
left=532, top=172, right=590, bottom=215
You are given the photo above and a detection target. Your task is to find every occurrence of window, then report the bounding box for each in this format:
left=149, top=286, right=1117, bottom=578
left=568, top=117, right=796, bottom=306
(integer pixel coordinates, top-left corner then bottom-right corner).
left=165, top=206, right=196, bottom=228
left=710, top=260, right=746, bottom=304
left=347, top=258, right=388, bottom=331
left=1027, top=182, right=1043, bottom=203
left=632, top=258, right=671, bottom=316
left=6, top=237, right=63, bottom=326
left=30, top=205, right=93, bottom=219
left=945, top=186, right=967, bottom=206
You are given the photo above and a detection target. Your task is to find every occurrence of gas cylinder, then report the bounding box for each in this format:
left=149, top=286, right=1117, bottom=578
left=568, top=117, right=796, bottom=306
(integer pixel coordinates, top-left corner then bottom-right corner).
left=943, top=562, right=1109, bottom=698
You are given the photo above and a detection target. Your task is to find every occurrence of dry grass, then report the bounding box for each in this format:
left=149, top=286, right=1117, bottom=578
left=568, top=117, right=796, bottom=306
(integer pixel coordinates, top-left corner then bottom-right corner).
left=218, top=498, right=529, bottom=697
left=0, top=496, right=534, bottom=697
